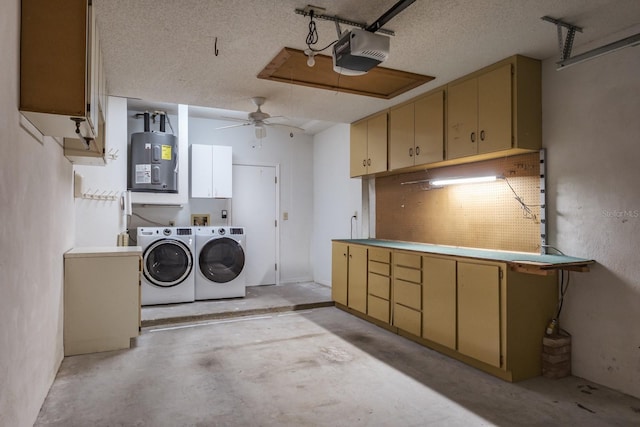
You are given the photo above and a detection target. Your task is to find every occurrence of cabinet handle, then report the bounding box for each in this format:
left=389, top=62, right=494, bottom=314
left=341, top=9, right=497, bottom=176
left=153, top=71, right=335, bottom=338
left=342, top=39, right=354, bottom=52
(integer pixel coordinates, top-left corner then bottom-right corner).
left=480, top=130, right=486, bottom=141
left=470, top=132, right=476, bottom=143
left=362, top=159, right=366, bottom=167
left=415, top=146, right=420, bottom=156
left=367, top=158, right=371, bottom=166
left=409, top=147, right=413, bottom=157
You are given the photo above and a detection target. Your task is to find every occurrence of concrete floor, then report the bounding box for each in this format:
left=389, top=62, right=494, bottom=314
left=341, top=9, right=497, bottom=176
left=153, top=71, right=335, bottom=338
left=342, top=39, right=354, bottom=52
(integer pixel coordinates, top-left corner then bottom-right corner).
left=141, top=282, right=334, bottom=327
left=36, top=284, right=640, bottom=426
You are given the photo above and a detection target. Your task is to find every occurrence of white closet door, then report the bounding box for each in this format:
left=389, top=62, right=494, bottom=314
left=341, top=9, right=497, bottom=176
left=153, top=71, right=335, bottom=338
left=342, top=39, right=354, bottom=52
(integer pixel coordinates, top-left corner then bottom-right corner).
left=232, top=165, right=277, bottom=285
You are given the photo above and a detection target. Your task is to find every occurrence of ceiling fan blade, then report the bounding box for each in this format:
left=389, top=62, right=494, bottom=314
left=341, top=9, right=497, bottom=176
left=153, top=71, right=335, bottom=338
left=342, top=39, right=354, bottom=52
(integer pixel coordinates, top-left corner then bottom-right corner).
left=216, top=123, right=252, bottom=130
left=220, top=116, right=251, bottom=123
left=266, top=123, right=306, bottom=132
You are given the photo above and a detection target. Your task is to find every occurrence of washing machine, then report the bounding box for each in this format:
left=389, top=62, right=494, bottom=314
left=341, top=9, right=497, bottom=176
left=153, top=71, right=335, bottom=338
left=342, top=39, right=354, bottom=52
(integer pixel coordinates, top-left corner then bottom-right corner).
left=138, top=227, right=195, bottom=305
left=194, top=226, right=246, bottom=300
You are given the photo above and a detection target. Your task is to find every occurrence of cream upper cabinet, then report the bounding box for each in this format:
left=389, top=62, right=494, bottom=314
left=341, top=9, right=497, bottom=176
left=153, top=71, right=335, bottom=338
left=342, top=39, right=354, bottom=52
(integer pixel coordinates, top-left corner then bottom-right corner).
left=414, top=90, right=445, bottom=165
left=21, top=0, right=107, bottom=163
left=447, top=55, right=541, bottom=161
left=350, top=113, right=388, bottom=177
left=389, top=90, right=444, bottom=171
left=389, top=103, right=415, bottom=170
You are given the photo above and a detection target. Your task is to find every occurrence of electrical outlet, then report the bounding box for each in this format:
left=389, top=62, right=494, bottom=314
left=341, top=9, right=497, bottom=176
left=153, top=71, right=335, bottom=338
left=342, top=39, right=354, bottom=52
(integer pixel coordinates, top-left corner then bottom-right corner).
left=169, top=220, right=175, bottom=226
left=353, top=211, right=358, bottom=220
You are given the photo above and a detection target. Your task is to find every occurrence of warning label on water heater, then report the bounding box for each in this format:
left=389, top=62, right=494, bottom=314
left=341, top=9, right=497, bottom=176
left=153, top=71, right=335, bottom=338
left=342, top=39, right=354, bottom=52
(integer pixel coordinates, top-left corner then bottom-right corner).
left=161, top=145, right=172, bottom=160
left=135, top=164, right=151, bottom=184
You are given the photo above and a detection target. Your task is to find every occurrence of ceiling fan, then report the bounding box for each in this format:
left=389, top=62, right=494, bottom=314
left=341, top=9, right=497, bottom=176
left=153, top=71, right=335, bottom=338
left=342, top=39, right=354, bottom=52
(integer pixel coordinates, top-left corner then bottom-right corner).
left=215, top=97, right=304, bottom=139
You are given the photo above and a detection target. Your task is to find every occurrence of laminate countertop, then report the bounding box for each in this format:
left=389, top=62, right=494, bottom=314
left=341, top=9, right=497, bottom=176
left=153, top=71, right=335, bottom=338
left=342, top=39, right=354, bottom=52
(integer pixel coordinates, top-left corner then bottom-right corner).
left=334, top=239, right=594, bottom=274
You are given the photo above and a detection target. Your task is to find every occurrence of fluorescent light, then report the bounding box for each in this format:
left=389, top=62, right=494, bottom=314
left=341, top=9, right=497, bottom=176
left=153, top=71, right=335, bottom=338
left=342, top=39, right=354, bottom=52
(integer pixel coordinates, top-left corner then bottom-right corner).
left=431, top=175, right=498, bottom=186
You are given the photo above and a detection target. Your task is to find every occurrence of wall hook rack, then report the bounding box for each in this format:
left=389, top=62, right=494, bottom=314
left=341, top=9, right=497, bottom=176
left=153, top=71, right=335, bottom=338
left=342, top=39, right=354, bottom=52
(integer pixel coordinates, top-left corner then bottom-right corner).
left=107, top=148, right=119, bottom=160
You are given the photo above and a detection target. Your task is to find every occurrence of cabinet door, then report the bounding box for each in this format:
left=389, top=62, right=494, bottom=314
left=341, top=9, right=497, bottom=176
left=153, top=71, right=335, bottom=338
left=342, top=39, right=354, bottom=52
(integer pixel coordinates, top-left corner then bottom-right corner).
left=347, top=245, right=368, bottom=313
left=191, top=144, right=213, bottom=198
left=422, top=256, right=456, bottom=349
left=457, top=262, right=501, bottom=367
left=478, top=64, right=512, bottom=154
left=350, top=121, right=368, bottom=177
left=331, top=243, right=348, bottom=306
left=414, top=90, right=444, bottom=165
left=367, top=113, right=388, bottom=174
left=211, top=145, right=232, bottom=198
left=389, top=103, right=415, bottom=170
left=447, top=78, right=478, bottom=160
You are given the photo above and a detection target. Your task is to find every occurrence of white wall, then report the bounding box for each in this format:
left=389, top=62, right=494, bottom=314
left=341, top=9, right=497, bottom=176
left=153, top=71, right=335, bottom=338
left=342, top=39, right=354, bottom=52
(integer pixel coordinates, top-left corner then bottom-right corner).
left=74, top=96, right=129, bottom=246
left=0, top=1, right=75, bottom=425
left=311, top=124, right=363, bottom=286
left=126, top=116, right=315, bottom=284
left=543, top=28, right=640, bottom=398
left=191, top=117, right=315, bottom=283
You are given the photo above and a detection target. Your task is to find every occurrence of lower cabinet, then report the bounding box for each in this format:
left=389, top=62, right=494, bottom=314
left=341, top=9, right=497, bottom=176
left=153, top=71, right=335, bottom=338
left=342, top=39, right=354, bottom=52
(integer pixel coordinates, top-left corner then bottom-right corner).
left=457, top=261, right=502, bottom=367
left=347, top=245, right=368, bottom=313
left=64, top=247, right=142, bottom=356
left=393, top=251, right=422, bottom=336
left=367, top=247, right=392, bottom=323
left=331, top=242, right=349, bottom=306
left=331, top=242, right=368, bottom=314
left=422, top=256, right=457, bottom=349
left=331, top=241, right=559, bottom=382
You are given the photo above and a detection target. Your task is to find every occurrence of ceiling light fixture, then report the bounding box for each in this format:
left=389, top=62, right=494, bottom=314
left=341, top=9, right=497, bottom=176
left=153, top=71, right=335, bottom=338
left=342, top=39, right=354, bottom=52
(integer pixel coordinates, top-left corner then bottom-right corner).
left=304, top=49, right=316, bottom=67
left=431, top=176, right=501, bottom=187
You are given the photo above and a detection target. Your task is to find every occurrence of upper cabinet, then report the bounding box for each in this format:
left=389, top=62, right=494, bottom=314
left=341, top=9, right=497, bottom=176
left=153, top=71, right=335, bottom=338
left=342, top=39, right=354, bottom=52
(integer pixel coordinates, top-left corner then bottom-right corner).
left=447, top=55, right=541, bottom=161
left=20, top=0, right=107, bottom=164
left=191, top=145, right=233, bottom=199
left=350, top=112, right=388, bottom=178
left=389, top=89, right=444, bottom=170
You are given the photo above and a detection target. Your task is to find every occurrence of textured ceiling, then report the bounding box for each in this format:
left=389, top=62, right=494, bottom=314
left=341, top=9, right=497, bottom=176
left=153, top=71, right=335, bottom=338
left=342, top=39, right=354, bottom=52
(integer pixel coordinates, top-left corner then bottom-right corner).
left=95, top=0, right=640, bottom=133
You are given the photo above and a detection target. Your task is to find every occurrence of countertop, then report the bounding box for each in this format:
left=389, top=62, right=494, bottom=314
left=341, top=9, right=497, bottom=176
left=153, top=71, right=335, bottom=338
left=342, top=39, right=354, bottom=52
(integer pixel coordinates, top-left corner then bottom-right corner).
left=65, top=246, right=143, bottom=258
left=334, top=239, right=594, bottom=273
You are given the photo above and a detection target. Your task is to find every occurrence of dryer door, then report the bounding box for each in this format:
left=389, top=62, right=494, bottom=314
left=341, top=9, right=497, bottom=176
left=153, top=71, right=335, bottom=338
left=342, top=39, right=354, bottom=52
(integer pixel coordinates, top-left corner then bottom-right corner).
left=199, top=237, right=245, bottom=283
left=143, top=239, right=193, bottom=287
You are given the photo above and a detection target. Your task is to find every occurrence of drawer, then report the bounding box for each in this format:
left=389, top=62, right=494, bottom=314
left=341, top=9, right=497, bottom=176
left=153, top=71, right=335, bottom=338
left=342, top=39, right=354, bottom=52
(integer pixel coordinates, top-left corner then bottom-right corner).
left=394, top=279, right=421, bottom=310
left=368, top=295, right=390, bottom=323
left=394, top=265, right=421, bottom=283
left=394, top=303, right=421, bottom=336
left=394, top=251, right=421, bottom=269
left=369, top=247, right=391, bottom=263
left=369, top=260, right=390, bottom=276
left=368, top=273, right=390, bottom=299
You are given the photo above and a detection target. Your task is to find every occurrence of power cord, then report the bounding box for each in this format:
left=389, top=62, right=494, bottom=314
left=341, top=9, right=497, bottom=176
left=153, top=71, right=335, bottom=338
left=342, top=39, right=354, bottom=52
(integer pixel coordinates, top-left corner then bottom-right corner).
left=502, top=176, right=541, bottom=222
left=305, top=10, right=338, bottom=53
left=350, top=213, right=357, bottom=239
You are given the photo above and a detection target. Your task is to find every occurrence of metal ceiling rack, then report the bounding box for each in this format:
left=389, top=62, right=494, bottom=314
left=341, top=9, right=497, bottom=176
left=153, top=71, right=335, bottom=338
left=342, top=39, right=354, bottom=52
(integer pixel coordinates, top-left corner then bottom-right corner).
left=542, top=15, right=640, bottom=70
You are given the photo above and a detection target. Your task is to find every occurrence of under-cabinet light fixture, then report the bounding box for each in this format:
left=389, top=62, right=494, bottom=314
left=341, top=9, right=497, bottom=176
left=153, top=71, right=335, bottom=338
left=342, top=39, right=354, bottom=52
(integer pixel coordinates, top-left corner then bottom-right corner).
left=430, top=175, right=500, bottom=187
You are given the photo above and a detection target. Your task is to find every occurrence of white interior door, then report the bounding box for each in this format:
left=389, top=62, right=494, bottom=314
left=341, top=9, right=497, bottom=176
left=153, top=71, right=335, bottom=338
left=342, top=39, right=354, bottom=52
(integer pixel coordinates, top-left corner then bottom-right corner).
left=231, top=165, right=278, bottom=285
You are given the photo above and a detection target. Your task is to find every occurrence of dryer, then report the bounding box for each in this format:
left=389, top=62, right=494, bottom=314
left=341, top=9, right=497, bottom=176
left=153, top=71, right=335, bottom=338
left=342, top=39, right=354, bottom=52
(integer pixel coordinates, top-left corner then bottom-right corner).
left=138, top=227, right=195, bottom=305
left=194, top=226, right=246, bottom=300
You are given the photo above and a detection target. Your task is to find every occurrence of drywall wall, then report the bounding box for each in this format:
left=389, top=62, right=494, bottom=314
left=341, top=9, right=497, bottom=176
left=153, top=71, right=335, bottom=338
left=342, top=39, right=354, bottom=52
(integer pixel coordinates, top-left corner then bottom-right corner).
left=311, top=124, right=363, bottom=286
left=543, top=26, right=640, bottom=398
left=0, top=1, right=75, bottom=425
left=74, top=96, right=129, bottom=246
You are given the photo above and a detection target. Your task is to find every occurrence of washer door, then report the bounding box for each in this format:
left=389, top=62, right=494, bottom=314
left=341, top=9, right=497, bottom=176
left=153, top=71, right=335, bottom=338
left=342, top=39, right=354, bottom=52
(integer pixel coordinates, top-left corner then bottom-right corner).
left=143, top=239, right=193, bottom=287
left=199, top=237, right=245, bottom=283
